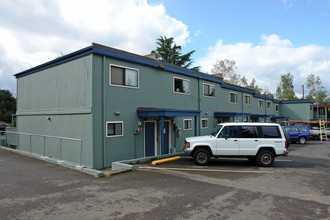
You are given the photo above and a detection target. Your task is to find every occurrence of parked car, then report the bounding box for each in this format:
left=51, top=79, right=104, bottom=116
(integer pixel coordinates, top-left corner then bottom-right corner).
left=0, top=123, right=7, bottom=135
left=184, top=123, right=288, bottom=167
left=281, top=126, right=311, bottom=144
left=310, top=127, right=330, bottom=140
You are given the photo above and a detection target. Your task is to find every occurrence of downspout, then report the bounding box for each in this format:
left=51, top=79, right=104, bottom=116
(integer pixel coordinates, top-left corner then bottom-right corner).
left=264, top=99, right=267, bottom=122
left=241, top=92, right=244, bottom=122
left=161, top=116, right=164, bottom=154
left=102, top=55, right=106, bottom=167
left=197, top=77, right=201, bottom=136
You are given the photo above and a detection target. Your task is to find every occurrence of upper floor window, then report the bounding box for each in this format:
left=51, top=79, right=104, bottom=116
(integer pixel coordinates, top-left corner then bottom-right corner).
left=267, top=102, right=271, bottom=109
left=203, top=83, right=215, bottom=97
left=110, top=65, right=139, bottom=88
left=244, top=95, right=251, bottom=105
left=174, top=77, right=190, bottom=94
left=258, top=100, right=263, bottom=109
left=275, top=104, right=279, bottom=111
left=229, top=92, right=238, bottom=104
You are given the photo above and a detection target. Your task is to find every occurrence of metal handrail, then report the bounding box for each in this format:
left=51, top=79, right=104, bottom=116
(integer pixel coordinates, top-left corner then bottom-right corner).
left=2, top=131, right=84, bottom=168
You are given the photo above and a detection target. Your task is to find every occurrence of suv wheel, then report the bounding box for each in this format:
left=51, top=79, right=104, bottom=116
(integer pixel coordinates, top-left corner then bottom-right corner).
left=256, top=150, right=274, bottom=167
left=298, top=137, right=307, bottom=144
left=193, top=149, right=210, bottom=166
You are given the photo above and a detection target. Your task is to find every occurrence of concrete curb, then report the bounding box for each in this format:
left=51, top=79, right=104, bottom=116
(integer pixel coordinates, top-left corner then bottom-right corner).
left=111, top=153, right=184, bottom=171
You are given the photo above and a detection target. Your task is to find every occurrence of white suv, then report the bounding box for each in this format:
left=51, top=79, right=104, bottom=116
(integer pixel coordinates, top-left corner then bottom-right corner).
left=184, top=123, right=288, bottom=167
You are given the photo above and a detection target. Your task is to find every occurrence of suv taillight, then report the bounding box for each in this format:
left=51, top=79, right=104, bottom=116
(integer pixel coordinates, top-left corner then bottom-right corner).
left=285, top=140, right=288, bottom=149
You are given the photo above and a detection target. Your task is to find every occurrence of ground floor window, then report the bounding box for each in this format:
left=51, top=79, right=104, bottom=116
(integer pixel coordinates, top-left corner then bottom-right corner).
left=106, top=121, right=123, bottom=137
left=201, top=118, right=208, bottom=128
left=183, top=119, right=192, bottom=130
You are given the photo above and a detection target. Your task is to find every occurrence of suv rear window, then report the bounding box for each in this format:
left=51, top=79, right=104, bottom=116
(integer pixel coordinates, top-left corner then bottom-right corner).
left=240, top=126, right=259, bottom=138
left=261, top=126, right=281, bottom=138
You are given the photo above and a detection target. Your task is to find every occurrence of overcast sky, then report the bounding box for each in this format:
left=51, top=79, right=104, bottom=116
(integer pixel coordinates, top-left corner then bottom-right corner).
left=0, top=0, right=329, bottom=97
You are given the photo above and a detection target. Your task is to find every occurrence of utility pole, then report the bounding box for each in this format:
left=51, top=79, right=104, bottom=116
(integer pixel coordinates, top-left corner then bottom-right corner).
left=302, top=85, right=304, bottom=99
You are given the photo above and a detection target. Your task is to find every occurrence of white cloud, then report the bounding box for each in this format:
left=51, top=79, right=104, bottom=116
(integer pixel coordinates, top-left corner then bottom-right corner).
left=0, top=0, right=189, bottom=95
left=196, top=34, right=330, bottom=96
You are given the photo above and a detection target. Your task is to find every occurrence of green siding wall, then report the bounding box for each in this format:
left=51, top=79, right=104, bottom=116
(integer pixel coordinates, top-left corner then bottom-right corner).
left=16, top=55, right=94, bottom=168
left=281, top=103, right=313, bottom=120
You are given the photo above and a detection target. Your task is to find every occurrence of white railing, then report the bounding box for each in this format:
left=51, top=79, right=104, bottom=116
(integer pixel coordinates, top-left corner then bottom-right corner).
left=1, top=131, right=84, bottom=168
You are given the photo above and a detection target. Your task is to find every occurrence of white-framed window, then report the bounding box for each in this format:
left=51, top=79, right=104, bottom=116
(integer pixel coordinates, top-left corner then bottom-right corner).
left=258, top=100, right=263, bottom=109
left=174, top=77, right=190, bottom=94
left=183, top=119, right=192, bottom=130
left=244, top=95, right=251, bottom=105
left=275, top=104, right=279, bottom=112
left=267, top=101, right=271, bottom=109
left=106, top=121, right=124, bottom=137
left=229, top=92, right=238, bottom=104
left=201, top=118, right=208, bottom=129
left=203, top=83, right=215, bottom=97
left=110, top=64, right=139, bottom=88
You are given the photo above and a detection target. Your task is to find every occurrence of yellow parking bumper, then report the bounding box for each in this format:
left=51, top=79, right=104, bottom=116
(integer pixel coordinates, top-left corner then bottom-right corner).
left=151, top=156, right=181, bottom=165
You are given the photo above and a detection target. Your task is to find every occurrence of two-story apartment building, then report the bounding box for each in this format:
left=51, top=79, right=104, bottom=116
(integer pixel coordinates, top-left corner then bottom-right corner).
left=14, top=43, right=313, bottom=169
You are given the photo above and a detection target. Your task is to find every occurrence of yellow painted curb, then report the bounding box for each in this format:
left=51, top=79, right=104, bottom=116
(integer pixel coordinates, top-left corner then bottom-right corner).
left=151, top=156, right=181, bottom=165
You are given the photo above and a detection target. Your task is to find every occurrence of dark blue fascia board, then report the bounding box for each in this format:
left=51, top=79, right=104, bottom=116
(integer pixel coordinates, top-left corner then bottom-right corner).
left=250, top=114, right=273, bottom=118
left=280, top=100, right=313, bottom=104
left=221, top=83, right=255, bottom=94
left=214, top=112, right=251, bottom=117
left=275, top=116, right=289, bottom=119
left=137, top=109, right=201, bottom=117
left=15, top=46, right=94, bottom=78
left=164, top=66, right=223, bottom=84
left=92, top=47, right=160, bottom=68
left=254, top=94, right=275, bottom=101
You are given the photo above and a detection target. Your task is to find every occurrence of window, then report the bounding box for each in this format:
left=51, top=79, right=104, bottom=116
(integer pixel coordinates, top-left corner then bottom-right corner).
left=106, top=121, right=123, bottom=137
left=261, top=126, right=281, bottom=138
left=203, top=83, right=215, bottom=97
left=110, top=65, right=138, bottom=88
left=267, top=102, right=271, bottom=109
left=229, top=92, right=238, bottom=104
left=275, top=104, right=279, bottom=111
left=240, top=126, right=259, bottom=138
left=183, top=119, right=192, bottom=130
left=244, top=95, right=251, bottom=105
left=201, top=119, right=208, bottom=129
left=219, top=126, right=238, bottom=138
left=258, top=100, right=263, bottom=109
left=174, top=77, right=190, bottom=94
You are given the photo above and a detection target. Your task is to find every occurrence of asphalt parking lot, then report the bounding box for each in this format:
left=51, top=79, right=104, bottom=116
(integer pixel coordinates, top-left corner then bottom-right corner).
left=0, top=141, right=329, bottom=220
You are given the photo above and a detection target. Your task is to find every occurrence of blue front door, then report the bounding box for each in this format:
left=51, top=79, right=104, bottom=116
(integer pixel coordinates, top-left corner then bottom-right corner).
left=145, top=122, right=155, bottom=157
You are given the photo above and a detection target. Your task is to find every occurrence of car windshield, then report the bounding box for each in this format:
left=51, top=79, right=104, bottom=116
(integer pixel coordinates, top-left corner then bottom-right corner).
left=210, top=125, right=223, bottom=137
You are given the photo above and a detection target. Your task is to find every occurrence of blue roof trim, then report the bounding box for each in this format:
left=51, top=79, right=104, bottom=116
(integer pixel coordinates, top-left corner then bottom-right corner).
left=254, top=94, right=274, bottom=101
left=164, top=66, right=223, bottom=84
left=221, top=83, right=255, bottom=94
left=280, top=100, right=313, bottom=104
left=274, top=116, right=289, bottom=119
left=92, top=47, right=160, bottom=68
left=214, top=112, right=251, bottom=117
left=15, top=46, right=94, bottom=78
left=137, top=108, right=201, bottom=117
left=250, top=114, right=275, bottom=118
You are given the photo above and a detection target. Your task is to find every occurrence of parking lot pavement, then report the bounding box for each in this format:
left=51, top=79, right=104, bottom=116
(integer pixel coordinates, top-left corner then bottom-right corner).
left=1, top=141, right=329, bottom=219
